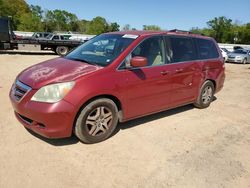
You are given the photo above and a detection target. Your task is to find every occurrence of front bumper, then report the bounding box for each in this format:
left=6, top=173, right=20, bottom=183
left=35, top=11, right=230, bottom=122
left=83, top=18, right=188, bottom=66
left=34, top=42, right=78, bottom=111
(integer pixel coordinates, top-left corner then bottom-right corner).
left=227, top=58, right=243, bottom=63
left=9, top=87, right=76, bottom=138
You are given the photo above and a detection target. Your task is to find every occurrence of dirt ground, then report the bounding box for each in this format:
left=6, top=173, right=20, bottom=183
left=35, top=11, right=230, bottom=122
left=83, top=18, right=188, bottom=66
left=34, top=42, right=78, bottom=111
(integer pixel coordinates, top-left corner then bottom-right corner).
left=0, top=53, right=250, bottom=188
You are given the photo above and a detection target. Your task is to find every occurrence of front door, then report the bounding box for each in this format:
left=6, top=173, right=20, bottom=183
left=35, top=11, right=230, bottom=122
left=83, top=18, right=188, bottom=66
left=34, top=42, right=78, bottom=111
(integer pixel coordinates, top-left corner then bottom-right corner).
left=118, top=36, right=173, bottom=120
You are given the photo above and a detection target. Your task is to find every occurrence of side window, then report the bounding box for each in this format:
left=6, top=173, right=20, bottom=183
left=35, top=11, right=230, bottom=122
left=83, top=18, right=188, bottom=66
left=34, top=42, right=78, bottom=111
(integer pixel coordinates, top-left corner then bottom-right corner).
left=53, top=35, right=59, bottom=40
left=131, top=36, right=165, bottom=66
left=169, top=36, right=196, bottom=63
left=196, top=38, right=219, bottom=59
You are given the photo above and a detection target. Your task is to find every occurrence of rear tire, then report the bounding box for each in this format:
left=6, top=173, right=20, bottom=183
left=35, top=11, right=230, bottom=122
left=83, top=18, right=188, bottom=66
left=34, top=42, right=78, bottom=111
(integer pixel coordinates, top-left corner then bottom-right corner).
left=74, top=98, right=118, bottom=144
left=242, top=58, right=247, bottom=64
left=56, top=46, right=69, bottom=56
left=194, top=80, right=215, bottom=109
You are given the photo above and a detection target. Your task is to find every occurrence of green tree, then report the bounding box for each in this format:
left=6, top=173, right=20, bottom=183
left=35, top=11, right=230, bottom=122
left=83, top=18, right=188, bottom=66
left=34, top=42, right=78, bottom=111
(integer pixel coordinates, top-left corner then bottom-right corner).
left=108, top=22, right=120, bottom=32
left=233, top=23, right=250, bottom=44
left=122, top=24, right=131, bottom=31
left=190, top=27, right=213, bottom=36
left=0, top=0, right=30, bottom=29
left=143, top=25, right=161, bottom=31
left=76, top=19, right=90, bottom=33
left=30, top=5, right=43, bottom=19
left=17, top=5, right=43, bottom=31
left=242, top=23, right=250, bottom=44
left=207, top=16, right=233, bottom=42
left=87, top=16, right=108, bottom=34
left=43, top=9, right=79, bottom=32
left=17, top=13, right=43, bottom=31
left=0, top=0, right=3, bottom=14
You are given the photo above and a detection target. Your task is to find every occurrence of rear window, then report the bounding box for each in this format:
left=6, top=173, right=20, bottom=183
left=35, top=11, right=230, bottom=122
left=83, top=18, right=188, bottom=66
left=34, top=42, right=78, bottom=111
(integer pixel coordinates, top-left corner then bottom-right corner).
left=233, top=49, right=247, bottom=54
left=196, top=38, right=219, bottom=59
left=169, top=36, right=196, bottom=63
left=53, top=35, right=59, bottom=40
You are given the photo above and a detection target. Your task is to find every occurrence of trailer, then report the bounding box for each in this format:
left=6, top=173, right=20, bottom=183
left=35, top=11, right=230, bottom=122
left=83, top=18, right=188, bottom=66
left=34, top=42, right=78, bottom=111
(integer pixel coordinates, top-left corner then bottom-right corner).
left=0, top=17, right=84, bottom=56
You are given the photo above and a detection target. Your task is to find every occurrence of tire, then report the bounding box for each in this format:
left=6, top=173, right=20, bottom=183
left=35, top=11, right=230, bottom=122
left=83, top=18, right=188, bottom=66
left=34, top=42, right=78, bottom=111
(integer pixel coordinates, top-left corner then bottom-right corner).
left=194, top=80, right=215, bottom=109
left=242, top=58, right=247, bottom=64
left=74, top=98, right=119, bottom=144
left=56, top=46, right=69, bottom=56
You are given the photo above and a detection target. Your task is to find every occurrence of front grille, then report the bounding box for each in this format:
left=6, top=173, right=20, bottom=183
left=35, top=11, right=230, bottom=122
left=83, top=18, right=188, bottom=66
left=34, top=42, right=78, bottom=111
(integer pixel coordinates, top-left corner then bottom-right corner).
left=12, top=80, right=31, bottom=101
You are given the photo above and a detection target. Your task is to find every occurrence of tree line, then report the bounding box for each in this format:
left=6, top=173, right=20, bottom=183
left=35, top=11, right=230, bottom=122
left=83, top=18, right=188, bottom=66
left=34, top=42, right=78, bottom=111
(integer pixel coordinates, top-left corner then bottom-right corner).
left=0, top=0, right=249, bottom=44
left=191, top=16, right=250, bottom=44
left=0, top=0, right=120, bottom=34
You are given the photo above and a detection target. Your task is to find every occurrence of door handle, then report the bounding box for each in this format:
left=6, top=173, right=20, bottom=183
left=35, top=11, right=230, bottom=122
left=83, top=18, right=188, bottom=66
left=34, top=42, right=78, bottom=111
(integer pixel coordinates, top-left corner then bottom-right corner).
left=175, top=68, right=184, bottom=73
left=161, top=70, right=169, bottom=75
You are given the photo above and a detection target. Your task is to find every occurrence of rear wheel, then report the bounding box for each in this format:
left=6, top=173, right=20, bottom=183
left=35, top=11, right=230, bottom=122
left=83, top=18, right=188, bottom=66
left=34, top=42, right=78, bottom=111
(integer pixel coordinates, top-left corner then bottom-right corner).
left=74, top=98, right=118, bottom=144
left=194, top=80, right=215, bottom=109
left=242, top=58, right=247, bottom=64
left=56, top=46, right=69, bottom=56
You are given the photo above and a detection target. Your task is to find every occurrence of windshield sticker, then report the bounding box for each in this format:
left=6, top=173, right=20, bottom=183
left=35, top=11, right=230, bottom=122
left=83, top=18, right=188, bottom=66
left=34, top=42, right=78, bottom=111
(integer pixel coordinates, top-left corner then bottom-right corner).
left=122, top=34, right=139, bottom=39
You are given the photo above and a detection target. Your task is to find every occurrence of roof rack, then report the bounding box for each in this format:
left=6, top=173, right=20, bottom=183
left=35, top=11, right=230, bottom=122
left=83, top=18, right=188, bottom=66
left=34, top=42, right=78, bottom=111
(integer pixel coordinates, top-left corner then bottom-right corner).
left=169, top=29, right=193, bottom=34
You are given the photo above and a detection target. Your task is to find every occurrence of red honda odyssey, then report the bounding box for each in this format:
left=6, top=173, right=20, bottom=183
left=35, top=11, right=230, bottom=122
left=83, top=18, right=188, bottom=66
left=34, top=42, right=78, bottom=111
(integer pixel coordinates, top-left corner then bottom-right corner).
left=9, top=30, right=225, bottom=143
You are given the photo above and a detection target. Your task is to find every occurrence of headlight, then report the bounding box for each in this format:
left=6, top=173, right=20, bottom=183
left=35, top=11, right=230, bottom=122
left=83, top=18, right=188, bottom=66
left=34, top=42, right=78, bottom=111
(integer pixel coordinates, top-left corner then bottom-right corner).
left=236, top=56, right=243, bottom=59
left=31, top=81, right=75, bottom=103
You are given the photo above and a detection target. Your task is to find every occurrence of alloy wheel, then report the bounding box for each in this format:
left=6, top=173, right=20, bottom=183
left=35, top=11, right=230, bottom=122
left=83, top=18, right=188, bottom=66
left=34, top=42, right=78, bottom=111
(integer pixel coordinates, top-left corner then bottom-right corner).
left=202, top=86, right=213, bottom=104
left=85, top=106, right=113, bottom=136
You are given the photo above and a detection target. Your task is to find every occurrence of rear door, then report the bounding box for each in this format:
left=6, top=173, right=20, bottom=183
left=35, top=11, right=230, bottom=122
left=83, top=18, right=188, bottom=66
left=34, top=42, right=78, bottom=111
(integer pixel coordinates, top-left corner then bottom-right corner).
left=165, top=36, right=200, bottom=106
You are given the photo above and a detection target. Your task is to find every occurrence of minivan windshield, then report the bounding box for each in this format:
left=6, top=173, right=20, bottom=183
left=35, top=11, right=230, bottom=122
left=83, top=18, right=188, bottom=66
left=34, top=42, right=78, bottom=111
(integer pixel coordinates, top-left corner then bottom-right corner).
left=65, top=34, right=136, bottom=67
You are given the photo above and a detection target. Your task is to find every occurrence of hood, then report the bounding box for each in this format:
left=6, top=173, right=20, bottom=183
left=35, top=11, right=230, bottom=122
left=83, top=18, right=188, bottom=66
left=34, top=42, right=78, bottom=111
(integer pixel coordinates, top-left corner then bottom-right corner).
left=18, top=57, right=103, bottom=89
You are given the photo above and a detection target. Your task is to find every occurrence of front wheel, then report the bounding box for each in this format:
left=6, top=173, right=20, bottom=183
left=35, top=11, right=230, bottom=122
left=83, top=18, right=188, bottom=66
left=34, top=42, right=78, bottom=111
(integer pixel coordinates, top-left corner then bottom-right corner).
left=74, top=98, right=118, bottom=144
left=194, top=80, right=215, bottom=109
left=56, top=46, right=69, bottom=56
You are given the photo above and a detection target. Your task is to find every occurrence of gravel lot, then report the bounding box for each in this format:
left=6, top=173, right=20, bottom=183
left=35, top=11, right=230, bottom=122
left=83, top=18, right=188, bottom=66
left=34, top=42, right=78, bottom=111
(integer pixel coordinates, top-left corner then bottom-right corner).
left=0, top=53, right=250, bottom=188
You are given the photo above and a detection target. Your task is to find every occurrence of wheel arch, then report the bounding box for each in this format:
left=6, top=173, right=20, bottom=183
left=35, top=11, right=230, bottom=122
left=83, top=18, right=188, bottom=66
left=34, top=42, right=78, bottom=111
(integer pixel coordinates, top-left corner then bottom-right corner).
left=206, top=79, right=216, bottom=91
left=73, top=94, right=124, bottom=131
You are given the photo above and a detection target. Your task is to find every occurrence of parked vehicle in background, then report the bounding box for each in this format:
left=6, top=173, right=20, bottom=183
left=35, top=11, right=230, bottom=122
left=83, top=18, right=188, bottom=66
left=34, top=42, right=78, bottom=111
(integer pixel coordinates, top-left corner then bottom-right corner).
left=220, top=47, right=229, bottom=61
left=45, top=33, right=72, bottom=40
left=31, top=32, right=52, bottom=39
left=14, top=34, right=23, bottom=40
left=69, top=35, right=95, bottom=42
left=9, top=30, right=225, bottom=143
left=233, top=46, right=244, bottom=51
left=0, top=17, right=83, bottom=56
left=227, top=49, right=250, bottom=64
left=21, top=32, right=52, bottom=40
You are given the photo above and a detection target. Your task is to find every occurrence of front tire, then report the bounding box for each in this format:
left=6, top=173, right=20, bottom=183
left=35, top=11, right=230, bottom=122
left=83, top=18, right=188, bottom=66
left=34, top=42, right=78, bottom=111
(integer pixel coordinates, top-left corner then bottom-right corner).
left=194, top=80, right=215, bottom=109
left=56, top=46, right=69, bottom=56
left=74, top=98, right=118, bottom=144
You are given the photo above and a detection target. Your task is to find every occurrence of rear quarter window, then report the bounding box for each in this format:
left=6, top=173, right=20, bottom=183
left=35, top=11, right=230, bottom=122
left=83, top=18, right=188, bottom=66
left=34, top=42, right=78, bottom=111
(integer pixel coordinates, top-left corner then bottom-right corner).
left=196, top=38, right=219, bottom=59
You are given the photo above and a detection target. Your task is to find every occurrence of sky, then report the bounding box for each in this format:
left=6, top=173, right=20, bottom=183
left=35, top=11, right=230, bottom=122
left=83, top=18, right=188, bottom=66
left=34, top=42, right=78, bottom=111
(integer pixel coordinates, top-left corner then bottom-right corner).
left=26, top=0, right=250, bottom=30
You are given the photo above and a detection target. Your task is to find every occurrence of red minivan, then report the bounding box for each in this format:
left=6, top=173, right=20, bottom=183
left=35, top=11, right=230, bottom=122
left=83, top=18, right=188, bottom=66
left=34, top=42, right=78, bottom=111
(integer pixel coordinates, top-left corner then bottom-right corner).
left=9, top=30, right=225, bottom=143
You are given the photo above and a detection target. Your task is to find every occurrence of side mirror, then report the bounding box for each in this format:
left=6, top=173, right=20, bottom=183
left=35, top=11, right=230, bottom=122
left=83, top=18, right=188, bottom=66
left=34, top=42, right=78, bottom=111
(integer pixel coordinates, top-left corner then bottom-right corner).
left=130, top=56, right=148, bottom=68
